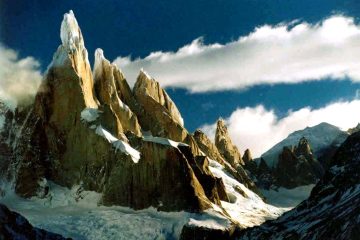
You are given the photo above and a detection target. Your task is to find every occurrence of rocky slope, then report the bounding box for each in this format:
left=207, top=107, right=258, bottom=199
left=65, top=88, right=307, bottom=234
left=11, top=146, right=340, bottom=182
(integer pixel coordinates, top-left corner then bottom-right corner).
left=0, top=204, right=68, bottom=240
left=237, top=131, right=360, bottom=240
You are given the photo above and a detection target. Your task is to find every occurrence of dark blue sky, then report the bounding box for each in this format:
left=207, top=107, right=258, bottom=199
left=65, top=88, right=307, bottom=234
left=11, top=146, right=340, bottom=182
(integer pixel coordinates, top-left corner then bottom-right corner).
left=1, top=0, right=360, bottom=131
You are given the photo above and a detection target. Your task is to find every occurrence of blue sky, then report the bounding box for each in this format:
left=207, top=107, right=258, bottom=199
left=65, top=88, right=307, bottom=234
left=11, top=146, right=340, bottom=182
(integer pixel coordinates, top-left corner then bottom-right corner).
left=2, top=0, right=360, bottom=156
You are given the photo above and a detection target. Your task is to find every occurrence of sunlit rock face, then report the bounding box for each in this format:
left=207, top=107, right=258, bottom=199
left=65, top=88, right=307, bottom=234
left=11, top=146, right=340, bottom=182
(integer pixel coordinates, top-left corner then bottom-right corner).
left=132, top=70, right=201, bottom=156
left=93, top=48, right=142, bottom=137
left=193, top=129, right=225, bottom=165
left=215, top=119, right=244, bottom=167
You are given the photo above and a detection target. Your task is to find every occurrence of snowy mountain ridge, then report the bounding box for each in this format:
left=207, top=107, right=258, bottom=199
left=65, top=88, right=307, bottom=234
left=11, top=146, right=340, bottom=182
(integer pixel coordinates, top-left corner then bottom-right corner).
left=259, top=122, right=348, bottom=168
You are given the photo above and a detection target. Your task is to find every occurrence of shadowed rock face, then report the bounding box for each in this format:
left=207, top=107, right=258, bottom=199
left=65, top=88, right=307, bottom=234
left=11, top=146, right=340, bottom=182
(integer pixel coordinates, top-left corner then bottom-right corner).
left=0, top=204, right=69, bottom=240
left=215, top=119, right=244, bottom=167
left=274, top=137, right=324, bottom=188
left=237, top=132, right=360, bottom=240
left=7, top=11, right=229, bottom=213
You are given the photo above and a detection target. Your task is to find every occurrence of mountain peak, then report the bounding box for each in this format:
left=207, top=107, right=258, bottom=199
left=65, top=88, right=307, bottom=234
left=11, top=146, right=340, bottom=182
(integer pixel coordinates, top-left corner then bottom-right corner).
left=215, top=118, right=243, bottom=166
left=60, top=10, right=84, bottom=52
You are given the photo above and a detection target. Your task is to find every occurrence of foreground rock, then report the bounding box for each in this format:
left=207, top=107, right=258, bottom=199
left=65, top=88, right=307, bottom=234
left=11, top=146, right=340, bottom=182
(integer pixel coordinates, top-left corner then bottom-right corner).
left=237, top=132, right=360, bottom=239
left=0, top=203, right=69, bottom=240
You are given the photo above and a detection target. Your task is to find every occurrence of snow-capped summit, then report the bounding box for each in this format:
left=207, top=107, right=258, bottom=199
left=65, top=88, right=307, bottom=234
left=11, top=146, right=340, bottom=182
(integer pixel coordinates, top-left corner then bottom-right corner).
left=60, top=10, right=84, bottom=52
left=260, top=122, right=349, bottom=169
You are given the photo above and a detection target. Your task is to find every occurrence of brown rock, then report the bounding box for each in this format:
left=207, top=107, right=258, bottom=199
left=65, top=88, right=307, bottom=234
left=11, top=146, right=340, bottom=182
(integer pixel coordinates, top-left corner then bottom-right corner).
left=102, top=139, right=212, bottom=211
left=193, top=129, right=225, bottom=164
left=133, top=70, right=200, bottom=155
left=215, top=119, right=244, bottom=167
left=93, top=49, right=141, bottom=137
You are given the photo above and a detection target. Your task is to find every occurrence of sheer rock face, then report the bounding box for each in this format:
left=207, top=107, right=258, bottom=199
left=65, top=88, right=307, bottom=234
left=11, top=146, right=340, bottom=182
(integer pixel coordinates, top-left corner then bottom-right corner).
left=102, top=139, right=213, bottom=211
left=0, top=204, right=68, bottom=240
left=274, top=137, right=324, bottom=188
left=93, top=49, right=141, bottom=137
left=134, top=70, right=184, bottom=127
left=237, top=132, right=360, bottom=240
left=193, top=129, right=225, bottom=165
left=215, top=119, right=244, bottom=167
left=133, top=71, right=200, bottom=155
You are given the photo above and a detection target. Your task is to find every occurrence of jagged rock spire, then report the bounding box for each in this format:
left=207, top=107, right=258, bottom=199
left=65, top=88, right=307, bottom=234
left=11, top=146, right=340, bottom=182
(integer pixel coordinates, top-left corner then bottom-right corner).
left=294, top=137, right=312, bottom=157
left=134, top=69, right=184, bottom=127
left=242, top=149, right=253, bottom=164
left=215, top=118, right=244, bottom=167
left=93, top=48, right=142, bottom=137
left=193, top=129, right=225, bottom=164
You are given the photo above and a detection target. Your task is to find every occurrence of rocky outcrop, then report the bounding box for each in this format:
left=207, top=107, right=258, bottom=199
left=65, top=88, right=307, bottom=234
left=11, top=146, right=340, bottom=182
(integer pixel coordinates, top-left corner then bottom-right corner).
left=274, top=137, right=324, bottom=188
left=347, top=123, right=360, bottom=134
left=242, top=149, right=257, bottom=174
left=237, top=132, right=360, bottom=240
left=93, top=49, right=141, bottom=137
left=132, top=70, right=200, bottom=155
left=193, top=129, right=259, bottom=195
left=134, top=70, right=184, bottom=127
left=193, top=129, right=225, bottom=164
left=0, top=204, right=69, bottom=240
left=215, top=119, right=243, bottom=167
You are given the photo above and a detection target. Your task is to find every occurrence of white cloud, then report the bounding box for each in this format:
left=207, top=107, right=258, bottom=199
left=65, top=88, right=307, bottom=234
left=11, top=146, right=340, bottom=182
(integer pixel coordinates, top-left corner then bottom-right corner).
left=113, top=15, right=360, bottom=92
left=0, top=44, right=42, bottom=108
left=201, top=100, right=360, bottom=158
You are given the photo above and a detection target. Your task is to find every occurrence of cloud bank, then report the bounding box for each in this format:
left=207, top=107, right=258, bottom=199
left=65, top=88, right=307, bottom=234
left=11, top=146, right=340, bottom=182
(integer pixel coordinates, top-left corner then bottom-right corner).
left=114, top=15, right=360, bottom=92
left=201, top=100, right=360, bottom=158
left=0, top=44, right=42, bottom=109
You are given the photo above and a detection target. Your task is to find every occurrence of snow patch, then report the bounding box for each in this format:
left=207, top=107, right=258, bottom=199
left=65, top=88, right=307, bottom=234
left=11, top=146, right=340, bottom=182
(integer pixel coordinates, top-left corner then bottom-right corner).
left=208, top=159, right=285, bottom=227
left=81, top=108, right=100, bottom=123
left=95, top=125, right=140, bottom=163
left=188, top=209, right=231, bottom=230
left=143, top=135, right=188, bottom=148
left=60, top=10, right=83, bottom=51
left=1, top=183, right=231, bottom=240
left=260, top=184, right=315, bottom=208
